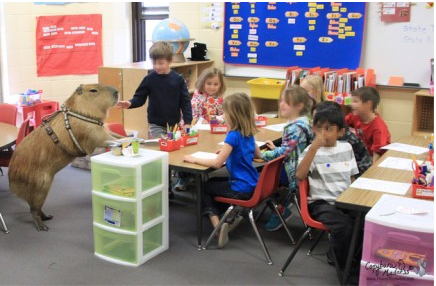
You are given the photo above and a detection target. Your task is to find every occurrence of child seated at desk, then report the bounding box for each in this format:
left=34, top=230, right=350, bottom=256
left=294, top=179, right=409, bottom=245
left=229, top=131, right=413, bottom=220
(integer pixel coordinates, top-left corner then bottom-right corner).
left=315, top=101, right=372, bottom=178
left=183, top=92, right=261, bottom=248
left=260, top=85, right=314, bottom=232
left=296, top=104, right=359, bottom=270
left=345, top=86, right=391, bottom=164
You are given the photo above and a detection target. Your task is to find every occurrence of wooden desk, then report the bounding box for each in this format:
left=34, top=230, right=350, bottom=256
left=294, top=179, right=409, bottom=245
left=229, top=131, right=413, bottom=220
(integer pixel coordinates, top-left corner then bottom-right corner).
left=336, top=136, right=430, bottom=212
left=335, top=135, right=430, bottom=285
left=141, top=118, right=287, bottom=247
left=0, top=122, right=19, bottom=150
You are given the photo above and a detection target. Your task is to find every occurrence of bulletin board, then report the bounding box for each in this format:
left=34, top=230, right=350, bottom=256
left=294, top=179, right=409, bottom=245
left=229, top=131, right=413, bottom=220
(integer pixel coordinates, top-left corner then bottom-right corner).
left=36, top=14, right=102, bottom=76
left=223, top=2, right=366, bottom=69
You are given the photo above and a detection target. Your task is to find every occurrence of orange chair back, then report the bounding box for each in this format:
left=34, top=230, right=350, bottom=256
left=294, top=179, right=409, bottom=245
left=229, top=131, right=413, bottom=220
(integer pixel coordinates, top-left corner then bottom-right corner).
left=215, top=155, right=285, bottom=208
left=33, top=101, right=59, bottom=127
left=16, top=118, right=32, bottom=146
left=298, top=179, right=328, bottom=231
left=0, top=104, right=18, bottom=126
left=106, top=122, right=127, bottom=137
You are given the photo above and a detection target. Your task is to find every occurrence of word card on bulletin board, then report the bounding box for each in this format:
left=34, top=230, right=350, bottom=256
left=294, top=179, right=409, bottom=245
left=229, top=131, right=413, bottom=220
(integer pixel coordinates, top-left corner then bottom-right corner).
left=223, top=2, right=366, bottom=69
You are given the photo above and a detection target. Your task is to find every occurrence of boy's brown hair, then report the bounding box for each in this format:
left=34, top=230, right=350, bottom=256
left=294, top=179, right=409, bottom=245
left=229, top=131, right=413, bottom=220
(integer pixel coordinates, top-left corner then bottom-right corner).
left=195, top=67, right=227, bottom=96
left=351, top=86, right=380, bottom=111
left=149, top=41, right=173, bottom=61
left=282, top=85, right=315, bottom=116
left=222, top=92, right=258, bottom=137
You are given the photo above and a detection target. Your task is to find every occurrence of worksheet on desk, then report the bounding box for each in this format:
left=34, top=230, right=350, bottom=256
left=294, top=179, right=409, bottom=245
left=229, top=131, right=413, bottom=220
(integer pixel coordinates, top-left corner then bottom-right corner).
left=262, top=123, right=287, bottom=132
left=378, top=156, right=423, bottom=171
left=189, top=151, right=218, bottom=160
left=350, top=178, right=411, bottom=195
left=381, top=143, right=428, bottom=154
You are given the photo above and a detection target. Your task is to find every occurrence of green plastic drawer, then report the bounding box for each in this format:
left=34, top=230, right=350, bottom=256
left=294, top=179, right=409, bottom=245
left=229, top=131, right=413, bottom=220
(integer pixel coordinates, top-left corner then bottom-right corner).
left=94, top=226, right=137, bottom=264
left=142, top=191, right=162, bottom=223
left=141, top=159, right=163, bottom=191
left=143, top=223, right=163, bottom=256
left=92, top=195, right=136, bottom=231
left=91, top=162, right=136, bottom=198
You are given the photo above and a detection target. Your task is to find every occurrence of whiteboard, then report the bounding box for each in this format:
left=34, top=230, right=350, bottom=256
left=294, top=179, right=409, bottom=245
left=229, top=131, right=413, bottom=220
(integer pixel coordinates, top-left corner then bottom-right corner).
left=225, top=2, right=434, bottom=88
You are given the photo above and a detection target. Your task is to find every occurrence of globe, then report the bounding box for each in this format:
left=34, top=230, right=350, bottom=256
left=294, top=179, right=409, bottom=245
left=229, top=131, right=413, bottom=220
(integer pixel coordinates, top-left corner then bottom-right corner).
left=152, top=18, right=193, bottom=62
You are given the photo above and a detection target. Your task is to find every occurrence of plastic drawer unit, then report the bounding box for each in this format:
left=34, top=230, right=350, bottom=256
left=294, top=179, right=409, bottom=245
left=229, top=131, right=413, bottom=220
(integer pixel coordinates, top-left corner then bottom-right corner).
left=359, top=194, right=434, bottom=285
left=91, top=149, right=168, bottom=267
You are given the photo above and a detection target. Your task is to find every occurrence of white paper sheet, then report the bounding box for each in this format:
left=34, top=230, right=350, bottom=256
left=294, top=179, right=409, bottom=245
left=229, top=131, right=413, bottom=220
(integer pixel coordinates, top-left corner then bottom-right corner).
left=350, top=177, right=411, bottom=195
left=262, top=123, right=286, bottom=132
left=381, top=143, right=428, bottom=155
left=194, top=124, right=211, bottom=131
left=218, top=141, right=265, bottom=147
left=378, top=156, right=424, bottom=171
left=190, top=151, right=218, bottom=160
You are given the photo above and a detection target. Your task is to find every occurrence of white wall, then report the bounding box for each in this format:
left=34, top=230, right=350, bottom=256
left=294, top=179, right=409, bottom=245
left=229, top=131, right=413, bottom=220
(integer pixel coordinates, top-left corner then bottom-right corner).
left=1, top=2, right=132, bottom=104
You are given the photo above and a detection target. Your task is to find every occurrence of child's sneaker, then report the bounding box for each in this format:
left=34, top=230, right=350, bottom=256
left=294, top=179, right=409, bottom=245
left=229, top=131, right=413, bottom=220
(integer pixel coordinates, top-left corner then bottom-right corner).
left=228, top=215, right=244, bottom=233
left=218, top=223, right=229, bottom=248
left=265, top=207, right=293, bottom=232
left=174, top=178, right=188, bottom=191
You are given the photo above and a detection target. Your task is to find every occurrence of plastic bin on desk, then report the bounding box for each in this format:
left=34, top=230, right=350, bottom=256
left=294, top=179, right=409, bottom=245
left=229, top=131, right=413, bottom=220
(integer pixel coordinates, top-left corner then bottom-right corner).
left=247, top=78, right=286, bottom=99
left=359, top=194, right=434, bottom=285
left=412, top=183, right=434, bottom=200
left=158, top=139, right=181, bottom=152
left=255, top=116, right=268, bottom=127
left=181, top=134, right=199, bottom=146
left=210, top=123, right=227, bottom=134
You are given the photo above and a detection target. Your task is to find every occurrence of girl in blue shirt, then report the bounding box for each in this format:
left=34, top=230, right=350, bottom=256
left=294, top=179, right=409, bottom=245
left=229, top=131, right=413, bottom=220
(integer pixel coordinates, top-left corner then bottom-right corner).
left=183, top=92, right=262, bottom=248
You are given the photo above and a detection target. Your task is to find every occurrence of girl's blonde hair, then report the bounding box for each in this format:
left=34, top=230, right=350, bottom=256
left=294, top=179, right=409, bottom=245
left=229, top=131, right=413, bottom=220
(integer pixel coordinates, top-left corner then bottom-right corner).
left=195, top=67, right=226, bottom=96
left=222, top=92, right=258, bottom=137
left=301, top=75, right=324, bottom=102
left=281, top=85, right=315, bottom=116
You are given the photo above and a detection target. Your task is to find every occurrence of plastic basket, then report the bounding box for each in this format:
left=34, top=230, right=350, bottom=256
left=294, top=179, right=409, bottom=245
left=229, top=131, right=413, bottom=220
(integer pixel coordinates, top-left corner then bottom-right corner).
left=255, top=116, right=268, bottom=127
left=181, top=134, right=199, bottom=146
left=411, top=183, right=434, bottom=200
left=247, top=78, right=286, bottom=99
left=210, top=123, right=228, bottom=134
left=158, top=139, right=181, bottom=152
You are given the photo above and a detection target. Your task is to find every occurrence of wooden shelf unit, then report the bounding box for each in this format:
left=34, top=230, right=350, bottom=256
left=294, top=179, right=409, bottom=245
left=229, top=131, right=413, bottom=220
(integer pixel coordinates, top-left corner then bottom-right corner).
left=99, top=60, right=214, bottom=138
left=412, top=89, right=434, bottom=137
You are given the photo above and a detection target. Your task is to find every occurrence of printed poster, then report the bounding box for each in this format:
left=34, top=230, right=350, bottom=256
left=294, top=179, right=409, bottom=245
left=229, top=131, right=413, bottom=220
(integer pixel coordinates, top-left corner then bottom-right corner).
left=36, top=14, right=102, bottom=76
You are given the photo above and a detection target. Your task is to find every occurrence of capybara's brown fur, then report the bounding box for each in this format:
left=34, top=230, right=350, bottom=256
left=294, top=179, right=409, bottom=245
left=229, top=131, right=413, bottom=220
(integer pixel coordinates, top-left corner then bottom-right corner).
left=8, top=84, right=119, bottom=231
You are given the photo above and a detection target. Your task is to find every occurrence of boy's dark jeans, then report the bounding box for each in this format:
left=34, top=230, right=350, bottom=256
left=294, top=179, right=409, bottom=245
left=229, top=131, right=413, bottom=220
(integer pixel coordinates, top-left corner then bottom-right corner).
left=308, top=200, right=355, bottom=269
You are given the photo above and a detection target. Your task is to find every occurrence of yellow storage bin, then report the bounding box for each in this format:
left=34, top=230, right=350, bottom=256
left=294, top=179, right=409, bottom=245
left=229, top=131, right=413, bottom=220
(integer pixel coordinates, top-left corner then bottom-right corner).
left=247, top=78, right=286, bottom=99
left=141, top=159, right=163, bottom=191
left=143, top=223, right=163, bottom=255
left=142, top=191, right=162, bottom=223
left=92, top=195, right=137, bottom=231
left=91, top=162, right=136, bottom=198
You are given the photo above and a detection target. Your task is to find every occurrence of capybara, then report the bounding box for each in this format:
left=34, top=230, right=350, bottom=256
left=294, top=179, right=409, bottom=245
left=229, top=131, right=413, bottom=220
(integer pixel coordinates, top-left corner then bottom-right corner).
left=8, top=84, right=119, bottom=231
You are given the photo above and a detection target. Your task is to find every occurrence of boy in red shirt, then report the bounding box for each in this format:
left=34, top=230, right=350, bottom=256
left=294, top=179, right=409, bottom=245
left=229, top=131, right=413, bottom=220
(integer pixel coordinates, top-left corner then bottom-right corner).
left=345, top=86, right=391, bottom=163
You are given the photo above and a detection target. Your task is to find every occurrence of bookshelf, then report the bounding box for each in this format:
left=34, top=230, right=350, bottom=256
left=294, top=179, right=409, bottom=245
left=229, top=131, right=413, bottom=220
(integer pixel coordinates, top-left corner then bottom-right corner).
left=412, top=89, right=434, bottom=137
left=99, top=60, right=214, bottom=138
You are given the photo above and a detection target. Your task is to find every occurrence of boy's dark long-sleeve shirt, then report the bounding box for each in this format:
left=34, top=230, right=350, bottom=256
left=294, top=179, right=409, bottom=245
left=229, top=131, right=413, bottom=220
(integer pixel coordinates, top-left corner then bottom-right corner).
left=129, top=70, right=192, bottom=127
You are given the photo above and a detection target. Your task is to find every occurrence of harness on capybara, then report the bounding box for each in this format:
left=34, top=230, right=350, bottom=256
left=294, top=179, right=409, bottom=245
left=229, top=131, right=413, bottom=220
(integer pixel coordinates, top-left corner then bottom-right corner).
left=41, top=104, right=104, bottom=157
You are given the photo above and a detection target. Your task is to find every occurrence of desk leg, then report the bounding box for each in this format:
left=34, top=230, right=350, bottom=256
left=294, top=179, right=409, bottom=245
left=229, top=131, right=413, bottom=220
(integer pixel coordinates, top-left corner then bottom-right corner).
left=195, top=173, right=203, bottom=250
left=343, top=212, right=362, bottom=285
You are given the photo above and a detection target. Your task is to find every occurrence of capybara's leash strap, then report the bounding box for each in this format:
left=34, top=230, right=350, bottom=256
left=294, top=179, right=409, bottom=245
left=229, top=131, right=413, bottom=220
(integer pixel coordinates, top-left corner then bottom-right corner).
left=42, top=104, right=104, bottom=157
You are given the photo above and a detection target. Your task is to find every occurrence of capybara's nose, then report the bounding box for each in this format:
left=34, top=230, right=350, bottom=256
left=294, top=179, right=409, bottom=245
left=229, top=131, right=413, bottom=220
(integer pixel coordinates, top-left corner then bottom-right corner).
left=107, top=86, right=119, bottom=101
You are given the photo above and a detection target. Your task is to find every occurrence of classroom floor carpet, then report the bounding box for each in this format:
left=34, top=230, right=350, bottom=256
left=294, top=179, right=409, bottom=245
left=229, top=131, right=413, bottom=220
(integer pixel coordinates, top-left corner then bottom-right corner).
left=0, top=165, right=354, bottom=286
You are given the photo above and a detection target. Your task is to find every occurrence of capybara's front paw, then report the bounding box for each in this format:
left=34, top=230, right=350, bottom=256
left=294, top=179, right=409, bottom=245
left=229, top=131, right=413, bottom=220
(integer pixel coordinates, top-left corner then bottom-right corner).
left=41, top=211, right=53, bottom=221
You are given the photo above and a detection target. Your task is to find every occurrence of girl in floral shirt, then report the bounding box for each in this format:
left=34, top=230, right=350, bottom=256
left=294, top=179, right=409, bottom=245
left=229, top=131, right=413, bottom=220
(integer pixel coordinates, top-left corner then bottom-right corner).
left=191, top=67, right=226, bottom=124
left=261, top=85, right=315, bottom=231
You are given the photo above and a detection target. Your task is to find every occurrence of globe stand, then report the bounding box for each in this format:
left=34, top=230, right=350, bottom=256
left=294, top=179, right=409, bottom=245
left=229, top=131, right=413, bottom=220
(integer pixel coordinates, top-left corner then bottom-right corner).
left=172, top=53, right=186, bottom=63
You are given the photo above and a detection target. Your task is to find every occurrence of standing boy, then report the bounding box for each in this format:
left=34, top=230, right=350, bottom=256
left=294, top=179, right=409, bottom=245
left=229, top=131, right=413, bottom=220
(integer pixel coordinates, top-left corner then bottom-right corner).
left=117, top=41, right=192, bottom=138
left=296, top=105, right=359, bottom=270
left=345, top=86, right=391, bottom=163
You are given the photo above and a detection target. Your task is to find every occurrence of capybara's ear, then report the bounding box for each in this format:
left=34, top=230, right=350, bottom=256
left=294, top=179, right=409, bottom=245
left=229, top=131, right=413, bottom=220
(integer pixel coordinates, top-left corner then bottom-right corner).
left=76, top=85, right=83, bottom=95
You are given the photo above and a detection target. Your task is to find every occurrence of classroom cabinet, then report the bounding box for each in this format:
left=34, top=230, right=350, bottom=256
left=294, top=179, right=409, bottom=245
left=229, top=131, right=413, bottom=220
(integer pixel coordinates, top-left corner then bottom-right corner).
left=412, top=90, right=434, bottom=137
left=90, top=149, right=169, bottom=267
left=359, top=194, right=434, bottom=285
left=98, top=60, right=214, bottom=138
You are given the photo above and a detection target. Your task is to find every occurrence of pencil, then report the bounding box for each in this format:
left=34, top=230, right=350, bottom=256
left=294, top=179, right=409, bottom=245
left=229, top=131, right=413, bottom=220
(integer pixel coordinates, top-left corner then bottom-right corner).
left=167, top=123, right=170, bottom=132
left=173, top=124, right=178, bottom=133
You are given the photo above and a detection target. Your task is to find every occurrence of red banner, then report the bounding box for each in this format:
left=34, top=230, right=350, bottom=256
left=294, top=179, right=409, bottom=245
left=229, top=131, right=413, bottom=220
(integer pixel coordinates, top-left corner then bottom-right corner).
left=36, top=14, right=102, bottom=76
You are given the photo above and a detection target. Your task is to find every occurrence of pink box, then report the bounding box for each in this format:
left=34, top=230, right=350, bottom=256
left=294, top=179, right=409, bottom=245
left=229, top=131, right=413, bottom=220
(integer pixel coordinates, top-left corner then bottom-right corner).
left=359, top=195, right=434, bottom=285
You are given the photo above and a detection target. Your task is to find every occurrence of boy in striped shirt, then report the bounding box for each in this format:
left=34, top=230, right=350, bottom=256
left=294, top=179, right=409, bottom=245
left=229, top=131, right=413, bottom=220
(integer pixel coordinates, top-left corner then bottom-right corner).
left=296, top=105, right=359, bottom=270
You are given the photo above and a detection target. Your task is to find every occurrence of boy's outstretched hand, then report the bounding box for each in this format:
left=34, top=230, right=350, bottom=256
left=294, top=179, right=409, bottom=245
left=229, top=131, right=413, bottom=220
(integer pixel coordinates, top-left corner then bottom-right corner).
left=311, top=130, right=326, bottom=150
left=117, top=101, right=131, bottom=109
